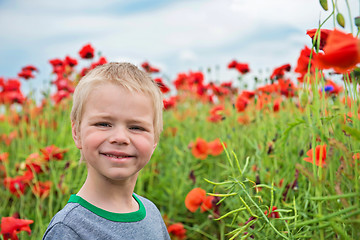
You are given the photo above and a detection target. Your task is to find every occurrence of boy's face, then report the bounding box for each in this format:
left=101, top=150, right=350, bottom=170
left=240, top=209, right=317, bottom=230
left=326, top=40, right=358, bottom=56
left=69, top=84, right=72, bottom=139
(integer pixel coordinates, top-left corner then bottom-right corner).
left=72, top=83, right=157, bottom=183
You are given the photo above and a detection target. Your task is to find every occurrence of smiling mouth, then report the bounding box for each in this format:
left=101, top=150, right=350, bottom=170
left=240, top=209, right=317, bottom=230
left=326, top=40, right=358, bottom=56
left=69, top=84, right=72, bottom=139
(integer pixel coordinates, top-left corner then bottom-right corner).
left=102, top=153, right=133, bottom=159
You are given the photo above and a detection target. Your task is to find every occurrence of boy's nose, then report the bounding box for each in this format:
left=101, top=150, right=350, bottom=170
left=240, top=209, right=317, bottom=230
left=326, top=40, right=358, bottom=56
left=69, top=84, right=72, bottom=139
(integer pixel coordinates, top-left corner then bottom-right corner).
left=109, top=127, right=130, bottom=145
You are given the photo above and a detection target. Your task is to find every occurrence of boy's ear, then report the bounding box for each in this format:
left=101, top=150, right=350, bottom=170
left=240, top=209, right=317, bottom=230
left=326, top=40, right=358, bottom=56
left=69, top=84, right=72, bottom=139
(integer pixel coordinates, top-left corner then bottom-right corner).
left=71, top=121, right=82, bottom=149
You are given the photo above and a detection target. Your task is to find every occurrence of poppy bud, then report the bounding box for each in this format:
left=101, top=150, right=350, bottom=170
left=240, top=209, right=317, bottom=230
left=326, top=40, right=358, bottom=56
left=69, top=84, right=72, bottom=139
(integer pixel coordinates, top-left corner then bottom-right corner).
left=319, top=0, right=328, bottom=11
left=189, top=170, right=196, bottom=184
left=299, top=149, right=304, bottom=157
left=300, top=91, right=308, bottom=108
left=64, top=161, right=70, bottom=170
left=336, top=13, right=345, bottom=28
left=355, top=16, right=360, bottom=28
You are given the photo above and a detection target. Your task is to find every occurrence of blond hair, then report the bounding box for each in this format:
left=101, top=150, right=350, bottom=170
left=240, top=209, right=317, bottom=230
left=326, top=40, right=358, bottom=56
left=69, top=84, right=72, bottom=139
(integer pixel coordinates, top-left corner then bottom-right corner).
left=71, top=62, right=163, bottom=143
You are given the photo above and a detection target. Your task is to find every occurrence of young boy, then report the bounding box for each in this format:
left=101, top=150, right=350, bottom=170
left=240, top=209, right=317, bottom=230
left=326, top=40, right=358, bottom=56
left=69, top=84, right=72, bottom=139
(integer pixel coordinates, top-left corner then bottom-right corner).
left=43, top=62, right=171, bottom=239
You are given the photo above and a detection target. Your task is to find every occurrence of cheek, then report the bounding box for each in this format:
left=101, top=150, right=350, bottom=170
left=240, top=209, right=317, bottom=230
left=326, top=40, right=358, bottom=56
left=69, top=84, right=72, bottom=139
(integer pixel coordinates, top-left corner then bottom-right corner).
left=80, top=134, right=99, bottom=152
left=137, top=136, right=156, bottom=156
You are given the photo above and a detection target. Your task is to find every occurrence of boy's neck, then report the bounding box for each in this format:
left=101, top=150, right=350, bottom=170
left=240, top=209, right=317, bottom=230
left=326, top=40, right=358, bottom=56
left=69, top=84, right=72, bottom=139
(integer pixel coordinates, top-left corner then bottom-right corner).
left=76, top=173, right=139, bottom=213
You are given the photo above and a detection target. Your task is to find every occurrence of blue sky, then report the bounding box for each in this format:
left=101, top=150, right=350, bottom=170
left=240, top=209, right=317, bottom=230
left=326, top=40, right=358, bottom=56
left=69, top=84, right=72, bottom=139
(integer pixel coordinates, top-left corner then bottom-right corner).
left=0, top=0, right=358, bottom=96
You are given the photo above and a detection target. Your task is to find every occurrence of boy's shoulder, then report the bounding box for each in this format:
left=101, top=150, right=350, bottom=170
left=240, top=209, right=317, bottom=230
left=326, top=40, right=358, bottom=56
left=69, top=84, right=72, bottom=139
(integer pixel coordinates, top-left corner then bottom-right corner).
left=42, top=202, right=85, bottom=240
left=47, top=202, right=81, bottom=227
left=44, top=203, right=83, bottom=232
left=43, top=194, right=171, bottom=239
left=134, top=193, right=157, bottom=209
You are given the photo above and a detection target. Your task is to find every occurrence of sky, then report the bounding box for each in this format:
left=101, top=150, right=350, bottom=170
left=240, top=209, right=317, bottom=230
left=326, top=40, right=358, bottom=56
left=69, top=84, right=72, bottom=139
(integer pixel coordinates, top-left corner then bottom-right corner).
left=0, top=0, right=358, bottom=96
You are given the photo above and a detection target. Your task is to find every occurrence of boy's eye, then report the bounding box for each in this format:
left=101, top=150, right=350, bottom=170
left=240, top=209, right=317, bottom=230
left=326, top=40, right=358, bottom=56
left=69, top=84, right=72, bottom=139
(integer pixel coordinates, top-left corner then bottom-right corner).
left=130, top=126, right=145, bottom=131
left=95, top=122, right=111, bottom=127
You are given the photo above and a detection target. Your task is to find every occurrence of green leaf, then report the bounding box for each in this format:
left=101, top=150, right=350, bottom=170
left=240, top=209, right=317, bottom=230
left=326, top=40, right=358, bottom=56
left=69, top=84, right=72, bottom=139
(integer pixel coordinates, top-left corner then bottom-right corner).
left=280, top=118, right=306, bottom=143
left=342, top=125, right=360, bottom=141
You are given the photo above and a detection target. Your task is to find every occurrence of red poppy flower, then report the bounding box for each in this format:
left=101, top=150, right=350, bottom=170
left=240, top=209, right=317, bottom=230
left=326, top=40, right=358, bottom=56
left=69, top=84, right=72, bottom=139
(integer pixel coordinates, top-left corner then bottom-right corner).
left=90, top=56, right=108, bottom=69
left=235, top=63, right=250, bottom=74
left=191, top=138, right=209, bottom=160
left=163, top=96, right=177, bottom=110
left=173, top=73, right=188, bottom=90
left=80, top=67, right=90, bottom=76
left=207, top=113, right=223, bottom=123
left=0, top=91, right=25, bottom=105
left=228, top=60, right=250, bottom=74
left=53, top=78, right=74, bottom=92
left=49, top=58, right=65, bottom=74
left=237, top=115, right=250, bottom=124
left=1, top=131, right=17, bottom=146
left=64, top=56, right=78, bottom=67
left=227, top=60, right=238, bottom=68
left=241, top=90, right=256, bottom=99
left=40, top=145, right=67, bottom=161
left=21, top=65, right=38, bottom=72
left=207, top=105, right=226, bottom=123
left=185, top=188, right=206, bottom=212
left=167, top=223, right=186, bottom=240
left=195, top=84, right=208, bottom=97
left=49, top=58, right=63, bottom=67
left=273, top=97, right=282, bottom=112
left=51, top=90, right=71, bottom=104
left=79, top=44, right=95, bottom=59
left=3, top=170, right=33, bottom=197
left=0, top=78, right=4, bottom=91
left=264, top=206, right=280, bottom=218
left=220, top=81, right=233, bottom=88
left=235, top=95, right=250, bottom=112
left=209, top=84, right=231, bottom=98
left=17, top=69, right=35, bottom=80
left=303, top=144, right=327, bottom=167
left=25, top=153, right=45, bottom=174
left=270, top=64, right=291, bottom=80
left=316, top=29, right=360, bottom=73
left=32, top=181, right=52, bottom=198
left=306, top=29, right=332, bottom=50
left=277, top=178, right=284, bottom=188
left=207, top=138, right=225, bottom=156
left=141, top=61, right=160, bottom=73
left=200, top=195, right=215, bottom=212
left=154, top=78, right=170, bottom=94
left=188, top=71, right=204, bottom=85
left=2, top=79, right=21, bottom=92
left=0, top=152, right=9, bottom=163
left=1, top=216, right=33, bottom=240
left=294, top=46, right=318, bottom=82
left=278, top=78, right=297, bottom=97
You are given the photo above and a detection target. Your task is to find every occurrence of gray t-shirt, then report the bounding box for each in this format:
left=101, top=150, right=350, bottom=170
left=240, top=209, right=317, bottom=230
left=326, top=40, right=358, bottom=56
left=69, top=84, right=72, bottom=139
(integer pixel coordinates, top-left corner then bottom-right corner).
left=42, top=193, right=171, bottom=240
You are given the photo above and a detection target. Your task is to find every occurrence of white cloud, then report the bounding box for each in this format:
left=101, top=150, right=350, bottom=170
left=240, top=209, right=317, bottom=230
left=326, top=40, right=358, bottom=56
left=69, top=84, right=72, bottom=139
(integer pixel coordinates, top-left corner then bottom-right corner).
left=0, top=0, right=358, bottom=92
left=179, top=50, right=198, bottom=62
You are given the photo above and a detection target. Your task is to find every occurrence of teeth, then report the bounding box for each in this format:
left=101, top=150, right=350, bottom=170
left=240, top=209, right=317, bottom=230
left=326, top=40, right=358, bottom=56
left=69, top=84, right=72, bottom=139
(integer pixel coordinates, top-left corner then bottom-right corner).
left=104, top=154, right=129, bottom=158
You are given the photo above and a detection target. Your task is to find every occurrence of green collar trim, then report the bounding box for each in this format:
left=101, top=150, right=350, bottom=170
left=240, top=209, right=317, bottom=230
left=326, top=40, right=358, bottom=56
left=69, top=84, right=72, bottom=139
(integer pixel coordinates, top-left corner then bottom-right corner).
left=68, top=194, right=146, bottom=222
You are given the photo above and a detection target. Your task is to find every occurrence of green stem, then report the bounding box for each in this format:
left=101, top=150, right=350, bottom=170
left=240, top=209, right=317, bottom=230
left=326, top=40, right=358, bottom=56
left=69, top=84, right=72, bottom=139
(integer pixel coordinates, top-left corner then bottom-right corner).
left=236, top=182, right=289, bottom=239
left=345, top=0, right=354, bottom=33
left=293, top=205, right=358, bottom=227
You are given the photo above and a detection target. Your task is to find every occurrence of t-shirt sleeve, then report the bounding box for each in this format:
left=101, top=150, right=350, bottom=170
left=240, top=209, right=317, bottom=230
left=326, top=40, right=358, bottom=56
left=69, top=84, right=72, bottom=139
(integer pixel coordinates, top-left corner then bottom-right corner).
left=42, top=222, right=82, bottom=240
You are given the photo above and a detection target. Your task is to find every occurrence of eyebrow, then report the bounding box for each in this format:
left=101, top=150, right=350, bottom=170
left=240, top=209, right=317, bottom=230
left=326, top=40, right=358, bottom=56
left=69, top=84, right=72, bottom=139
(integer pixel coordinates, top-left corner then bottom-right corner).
left=128, top=119, right=153, bottom=128
left=88, top=114, right=114, bottom=121
left=88, top=114, right=152, bottom=126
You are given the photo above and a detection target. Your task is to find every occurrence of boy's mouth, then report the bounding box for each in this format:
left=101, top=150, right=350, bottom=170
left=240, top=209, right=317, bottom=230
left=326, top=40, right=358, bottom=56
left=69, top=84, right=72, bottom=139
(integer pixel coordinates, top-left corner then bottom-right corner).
left=101, top=152, right=134, bottom=159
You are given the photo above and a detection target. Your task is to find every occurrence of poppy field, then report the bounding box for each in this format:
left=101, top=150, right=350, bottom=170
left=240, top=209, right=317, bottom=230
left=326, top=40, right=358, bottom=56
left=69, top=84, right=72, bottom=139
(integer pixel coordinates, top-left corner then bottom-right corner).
left=1, top=1, right=360, bottom=239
